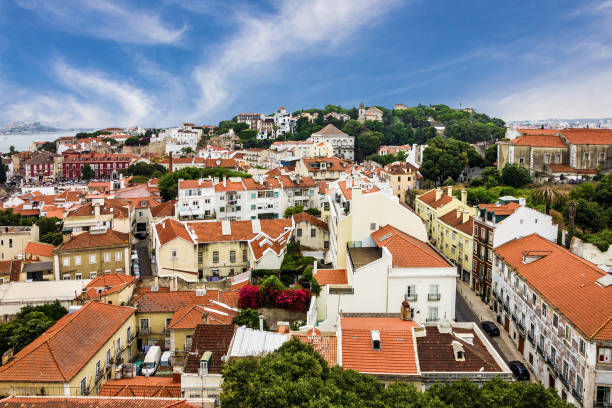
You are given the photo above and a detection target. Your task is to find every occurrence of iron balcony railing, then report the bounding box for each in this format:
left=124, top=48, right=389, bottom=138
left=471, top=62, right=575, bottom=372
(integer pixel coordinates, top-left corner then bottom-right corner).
left=527, top=332, right=535, bottom=345
left=426, top=317, right=439, bottom=323
left=139, top=327, right=150, bottom=335
left=405, top=293, right=417, bottom=301
left=518, top=321, right=525, bottom=333
left=428, top=293, right=441, bottom=301
left=536, top=345, right=545, bottom=357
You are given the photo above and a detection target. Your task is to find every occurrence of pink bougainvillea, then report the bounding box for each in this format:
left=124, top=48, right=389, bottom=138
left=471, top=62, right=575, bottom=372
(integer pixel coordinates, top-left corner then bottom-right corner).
left=239, top=285, right=261, bottom=309
left=239, top=284, right=312, bottom=312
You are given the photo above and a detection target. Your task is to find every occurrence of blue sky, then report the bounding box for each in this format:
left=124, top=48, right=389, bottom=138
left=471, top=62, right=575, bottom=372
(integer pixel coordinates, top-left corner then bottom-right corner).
left=0, top=0, right=611, bottom=128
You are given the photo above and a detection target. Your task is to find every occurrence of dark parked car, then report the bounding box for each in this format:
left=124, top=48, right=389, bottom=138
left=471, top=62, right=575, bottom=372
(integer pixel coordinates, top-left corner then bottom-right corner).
left=509, top=360, right=530, bottom=381
left=480, top=321, right=500, bottom=337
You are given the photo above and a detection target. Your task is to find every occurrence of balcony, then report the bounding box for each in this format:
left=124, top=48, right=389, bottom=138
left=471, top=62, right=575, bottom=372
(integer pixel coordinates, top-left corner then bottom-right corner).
left=404, top=294, right=418, bottom=301
left=428, top=293, right=441, bottom=301
left=527, top=332, right=534, bottom=345
left=546, top=356, right=557, bottom=372
left=511, top=314, right=517, bottom=323
left=139, top=327, right=150, bottom=335
left=503, top=303, right=510, bottom=314
left=536, top=345, right=545, bottom=357
left=95, top=371, right=104, bottom=384
left=518, top=321, right=525, bottom=334
left=571, top=389, right=583, bottom=404
left=426, top=317, right=439, bottom=323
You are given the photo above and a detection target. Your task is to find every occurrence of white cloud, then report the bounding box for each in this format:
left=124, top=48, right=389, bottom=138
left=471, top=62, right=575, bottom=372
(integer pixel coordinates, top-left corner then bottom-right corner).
left=193, top=0, right=403, bottom=116
left=15, top=0, right=186, bottom=44
left=1, top=61, right=152, bottom=128
left=482, top=67, right=612, bottom=121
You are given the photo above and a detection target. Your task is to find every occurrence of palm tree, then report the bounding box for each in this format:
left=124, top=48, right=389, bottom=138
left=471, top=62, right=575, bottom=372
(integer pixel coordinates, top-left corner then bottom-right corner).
left=531, top=186, right=563, bottom=215
left=568, top=199, right=577, bottom=232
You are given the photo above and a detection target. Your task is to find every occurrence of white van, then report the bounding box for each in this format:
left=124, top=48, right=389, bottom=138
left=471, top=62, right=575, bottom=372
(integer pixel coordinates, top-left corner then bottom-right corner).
left=141, top=345, right=162, bottom=376
left=160, top=351, right=171, bottom=368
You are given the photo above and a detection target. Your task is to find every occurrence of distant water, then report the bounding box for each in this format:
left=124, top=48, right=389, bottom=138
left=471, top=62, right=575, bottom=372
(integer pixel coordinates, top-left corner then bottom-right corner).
left=0, top=131, right=76, bottom=153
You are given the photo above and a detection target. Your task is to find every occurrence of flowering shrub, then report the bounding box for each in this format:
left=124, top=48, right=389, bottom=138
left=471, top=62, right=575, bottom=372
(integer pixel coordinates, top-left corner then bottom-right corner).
left=239, top=284, right=312, bottom=312
left=239, top=285, right=260, bottom=309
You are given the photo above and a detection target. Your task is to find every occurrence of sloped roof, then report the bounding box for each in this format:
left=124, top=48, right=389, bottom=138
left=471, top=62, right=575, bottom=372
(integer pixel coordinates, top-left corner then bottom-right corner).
left=67, top=200, right=130, bottom=219
left=496, top=233, right=612, bottom=340
left=83, top=273, right=135, bottom=299
left=292, top=212, right=328, bottom=231
left=294, top=332, right=337, bottom=366
left=510, top=135, right=566, bottom=148
left=372, top=225, right=451, bottom=268
left=98, top=377, right=181, bottom=398
left=227, top=326, right=290, bottom=358
left=151, top=200, right=176, bottom=218
left=314, top=269, right=348, bottom=286
left=131, top=290, right=239, bottom=313
left=178, top=179, right=214, bottom=189
left=183, top=324, right=235, bottom=374
left=25, top=241, right=56, bottom=258
left=56, top=229, right=129, bottom=251
left=438, top=210, right=474, bottom=236
left=560, top=129, right=612, bottom=145
left=417, top=189, right=453, bottom=209
left=518, top=128, right=561, bottom=136
left=154, top=218, right=194, bottom=245
left=0, top=302, right=134, bottom=383
left=311, top=124, right=349, bottom=137
left=168, top=302, right=237, bottom=329
left=0, top=260, right=22, bottom=282
left=340, top=316, right=419, bottom=375
left=0, top=396, right=196, bottom=408
left=186, top=219, right=292, bottom=243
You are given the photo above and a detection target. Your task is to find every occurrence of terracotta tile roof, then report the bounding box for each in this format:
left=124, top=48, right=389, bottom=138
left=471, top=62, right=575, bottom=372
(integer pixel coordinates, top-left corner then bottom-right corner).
left=0, top=260, right=22, bottom=282
left=0, top=396, right=196, bottom=408
left=438, top=210, right=474, bottom=236
left=67, top=200, right=130, bottom=219
left=294, top=333, right=337, bottom=366
left=477, top=201, right=521, bottom=219
left=242, top=176, right=282, bottom=190
left=340, top=316, right=419, bottom=375
left=372, top=225, right=451, bottom=268
left=316, top=181, right=328, bottom=194
left=12, top=208, right=40, bottom=216
left=0, top=302, right=135, bottom=383
left=495, top=233, right=612, bottom=340
left=98, top=377, right=181, bottom=398
left=83, top=273, right=135, bottom=299
left=314, top=268, right=347, bottom=286
left=154, top=218, right=194, bottom=245
left=131, top=290, right=239, bottom=313
left=545, top=164, right=598, bottom=175
left=168, top=301, right=237, bottom=329
left=277, top=174, right=315, bottom=188
left=560, top=129, right=612, bottom=145
left=56, top=229, right=129, bottom=251
left=510, top=135, right=566, bottom=148
left=183, top=324, right=235, bottom=374
left=219, top=291, right=240, bottom=308
left=416, top=326, right=501, bottom=372
left=214, top=179, right=246, bottom=192
left=292, top=212, right=328, bottom=231
left=301, top=157, right=350, bottom=172
left=248, top=229, right=292, bottom=261
left=178, top=179, right=214, bottom=189
left=382, top=161, right=419, bottom=175
left=186, top=219, right=292, bottom=243
left=417, top=189, right=453, bottom=209
left=337, top=180, right=379, bottom=200
left=151, top=200, right=176, bottom=218
left=25, top=241, right=55, bottom=258
left=311, top=124, right=349, bottom=137
left=517, top=128, right=561, bottom=136
left=230, top=278, right=250, bottom=291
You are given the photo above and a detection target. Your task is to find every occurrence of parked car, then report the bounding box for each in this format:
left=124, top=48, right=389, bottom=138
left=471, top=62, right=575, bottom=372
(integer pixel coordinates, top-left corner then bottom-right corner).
left=141, top=346, right=162, bottom=376
left=480, top=321, right=500, bottom=337
left=509, top=360, right=530, bottom=381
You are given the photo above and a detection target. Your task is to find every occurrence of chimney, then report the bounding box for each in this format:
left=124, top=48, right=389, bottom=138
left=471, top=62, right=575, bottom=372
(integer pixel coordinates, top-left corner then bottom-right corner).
left=462, top=210, right=470, bottom=224
left=400, top=300, right=412, bottom=321
left=435, top=187, right=442, bottom=201
left=169, top=151, right=173, bottom=173
left=447, top=185, right=453, bottom=197
left=259, top=315, right=264, bottom=331
left=154, top=275, right=159, bottom=288
left=461, top=189, right=467, bottom=206
left=221, top=220, right=231, bottom=236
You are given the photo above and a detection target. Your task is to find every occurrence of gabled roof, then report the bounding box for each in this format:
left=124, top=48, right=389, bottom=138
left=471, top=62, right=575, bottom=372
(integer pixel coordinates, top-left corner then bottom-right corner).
left=417, top=189, right=453, bottom=209
left=178, top=179, right=214, bottom=189
left=56, top=229, right=129, bottom=251
left=559, top=129, right=612, bottom=145
left=183, top=324, right=235, bottom=374
left=186, top=219, right=292, bottom=243
left=337, top=180, right=379, bottom=200
left=340, top=316, right=419, bottom=375
left=292, top=212, right=328, bottom=231
left=0, top=396, right=196, bottom=408
left=438, top=210, right=473, bottom=236
left=0, top=302, right=134, bottom=383
left=168, top=302, right=237, bottom=329
left=301, top=157, right=350, bottom=172
left=314, top=268, right=347, bottom=286
left=372, top=225, right=451, bottom=268
left=24, top=241, right=56, bottom=258
left=517, top=128, right=560, bottom=136
left=67, top=200, right=130, bottom=219
left=496, top=233, right=612, bottom=341
left=98, top=377, right=181, bottom=398
left=151, top=200, right=176, bottom=218
left=0, top=260, right=22, bottom=282
left=131, top=290, right=237, bottom=313
left=83, top=273, right=135, bottom=299
left=545, top=164, right=598, bottom=175
left=311, top=124, right=350, bottom=137
left=155, top=218, right=194, bottom=245
left=510, top=135, right=566, bottom=148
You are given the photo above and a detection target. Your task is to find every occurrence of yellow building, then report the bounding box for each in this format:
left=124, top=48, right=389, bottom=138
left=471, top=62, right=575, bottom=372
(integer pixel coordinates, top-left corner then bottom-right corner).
left=0, top=225, right=38, bottom=261
left=415, top=187, right=475, bottom=234
left=53, top=229, right=131, bottom=280
left=380, top=161, right=420, bottom=200
left=0, top=302, right=136, bottom=396
left=434, top=208, right=474, bottom=283
left=79, top=273, right=136, bottom=305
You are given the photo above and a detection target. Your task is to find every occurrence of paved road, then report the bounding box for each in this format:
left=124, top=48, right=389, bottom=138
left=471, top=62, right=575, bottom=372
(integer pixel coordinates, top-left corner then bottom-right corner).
left=134, top=238, right=152, bottom=277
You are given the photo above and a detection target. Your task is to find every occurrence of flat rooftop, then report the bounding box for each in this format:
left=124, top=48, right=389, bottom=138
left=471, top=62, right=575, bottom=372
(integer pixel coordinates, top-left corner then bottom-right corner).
left=348, top=247, right=382, bottom=269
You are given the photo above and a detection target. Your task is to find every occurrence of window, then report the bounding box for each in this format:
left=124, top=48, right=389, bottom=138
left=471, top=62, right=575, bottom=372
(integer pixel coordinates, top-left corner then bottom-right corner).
left=579, top=338, right=586, bottom=356
left=229, top=250, right=236, bottom=263
left=370, top=223, right=377, bottom=230
left=63, top=274, right=70, bottom=280
left=544, top=153, right=551, bottom=163
left=311, top=228, right=317, bottom=238
left=542, top=303, right=547, bottom=318
left=324, top=241, right=329, bottom=249
left=555, top=154, right=561, bottom=163
left=550, top=345, right=557, bottom=362
left=116, top=338, right=121, bottom=357
left=63, top=257, right=70, bottom=266
left=171, top=250, right=177, bottom=259
left=89, top=254, right=96, bottom=264
left=75, top=256, right=82, bottom=265
left=600, top=152, right=606, bottom=161
left=115, top=252, right=121, bottom=261
left=297, top=228, right=302, bottom=237
left=139, top=318, right=150, bottom=331
left=553, top=313, right=559, bottom=328
left=371, top=330, right=381, bottom=350
left=185, top=334, right=193, bottom=351
left=75, top=273, right=82, bottom=280
left=532, top=293, right=537, bottom=305
left=212, top=251, right=219, bottom=263
left=565, top=325, right=571, bottom=341
left=243, top=249, right=248, bottom=262
left=165, top=317, right=172, bottom=331
left=104, top=253, right=110, bottom=262
left=96, top=360, right=101, bottom=376
left=406, top=285, right=416, bottom=301
left=200, top=359, right=209, bottom=375
left=198, top=251, right=203, bottom=264
left=562, top=360, right=569, bottom=379
left=584, top=152, right=591, bottom=161
left=80, top=377, right=87, bottom=396
left=427, top=307, right=438, bottom=322
left=576, top=375, right=583, bottom=397
left=599, top=347, right=612, bottom=363
left=597, top=386, right=611, bottom=405
left=519, top=157, right=525, bottom=164
left=8, top=239, right=12, bottom=248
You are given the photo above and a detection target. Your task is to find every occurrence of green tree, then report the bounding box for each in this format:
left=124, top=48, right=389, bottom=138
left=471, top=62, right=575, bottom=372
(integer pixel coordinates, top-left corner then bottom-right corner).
left=531, top=186, right=564, bottom=215
left=123, top=162, right=167, bottom=178
left=484, top=144, right=498, bottom=167
left=232, top=309, right=268, bottom=330
left=0, top=163, right=7, bottom=184
left=40, top=232, right=63, bottom=246
left=180, top=147, right=194, bottom=156
left=420, top=136, right=469, bottom=184
left=481, top=166, right=500, bottom=187
left=305, top=207, right=321, bottom=217
left=36, top=217, right=61, bottom=236
left=356, top=131, right=383, bottom=161
left=40, top=141, right=57, bottom=153
left=9, top=146, right=15, bottom=155
left=567, top=199, right=608, bottom=233
left=501, top=163, right=531, bottom=188
left=81, top=164, right=94, bottom=180
left=284, top=204, right=304, bottom=218
left=593, top=174, right=612, bottom=208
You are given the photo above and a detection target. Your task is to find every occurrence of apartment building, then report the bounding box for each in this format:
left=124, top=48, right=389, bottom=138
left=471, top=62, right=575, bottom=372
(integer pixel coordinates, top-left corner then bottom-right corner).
left=292, top=212, right=329, bottom=253
left=0, top=302, right=136, bottom=396
left=177, top=178, right=215, bottom=220
left=307, top=124, right=355, bottom=160
left=415, top=187, right=473, bottom=234
left=435, top=208, right=474, bottom=284
left=53, top=229, right=131, bottom=280
left=62, top=152, right=136, bottom=180
left=23, top=151, right=61, bottom=182
left=237, top=113, right=265, bottom=130
left=0, top=225, right=38, bottom=260
left=379, top=161, right=420, bottom=200
left=295, top=157, right=351, bottom=181
left=492, top=234, right=612, bottom=407
left=473, top=196, right=557, bottom=302
left=63, top=198, right=132, bottom=235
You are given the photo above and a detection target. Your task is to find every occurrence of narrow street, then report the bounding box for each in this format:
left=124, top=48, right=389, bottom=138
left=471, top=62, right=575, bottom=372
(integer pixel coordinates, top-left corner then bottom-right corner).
left=134, top=238, right=152, bottom=277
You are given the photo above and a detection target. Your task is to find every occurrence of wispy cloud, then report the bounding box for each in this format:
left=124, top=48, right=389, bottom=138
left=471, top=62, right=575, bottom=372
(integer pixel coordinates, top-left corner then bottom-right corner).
left=1, top=61, right=152, bottom=128
left=192, top=0, right=403, bottom=116
left=15, top=0, right=186, bottom=44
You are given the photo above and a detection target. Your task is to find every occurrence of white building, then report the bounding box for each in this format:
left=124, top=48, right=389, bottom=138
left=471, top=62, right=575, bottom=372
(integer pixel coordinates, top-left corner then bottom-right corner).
left=308, top=124, right=355, bottom=160
left=271, top=107, right=295, bottom=135
left=312, top=223, right=456, bottom=331
left=177, top=178, right=215, bottom=219
left=492, top=233, right=612, bottom=408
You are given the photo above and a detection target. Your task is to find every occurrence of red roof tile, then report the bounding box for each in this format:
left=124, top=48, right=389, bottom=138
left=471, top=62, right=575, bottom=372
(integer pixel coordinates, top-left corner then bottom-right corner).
left=183, top=324, right=235, bottom=374
left=178, top=179, right=214, bottom=189
left=168, top=302, right=236, bottom=329
left=0, top=396, right=196, bottom=408
left=0, top=302, right=134, bottom=383
left=98, top=377, right=181, bottom=398
left=496, top=234, right=612, bottom=340
left=560, top=129, right=612, bottom=145
left=0, top=260, right=22, bottom=282
left=417, top=189, right=453, bottom=209
left=438, top=210, right=474, bottom=236
left=56, top=229, right=129, bottom=251
left=294, top=334, right=337, bottom=366
left=24, top=241, right=55, bottom=258
left=151, top=200, right=176, bottom=218
left=372, top=225, right=451, bottom=268
left=83, top=273, right=135, bottom=299
left=314, top=269, right=347, bottom=285
left=510, top=135, right=566, bottom=148
left=292, top=212, right=328, bottom=231
left=131, top=290, right=239, bottom=313
left=155, top=218, right=194, bottom=245
left=546, top=164, right=598, bottom=175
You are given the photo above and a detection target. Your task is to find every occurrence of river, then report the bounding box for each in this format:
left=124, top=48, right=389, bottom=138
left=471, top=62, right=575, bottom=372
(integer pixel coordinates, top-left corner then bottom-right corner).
left=0, top=131, right=77, bottom=153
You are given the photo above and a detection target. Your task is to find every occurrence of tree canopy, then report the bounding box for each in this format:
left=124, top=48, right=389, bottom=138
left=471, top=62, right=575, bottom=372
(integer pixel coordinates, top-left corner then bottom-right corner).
left=221, top=338, right=571, bottom=408
left=420, top=136, right=483, bottom=183
left=500, top=164, right=531, bottom=188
